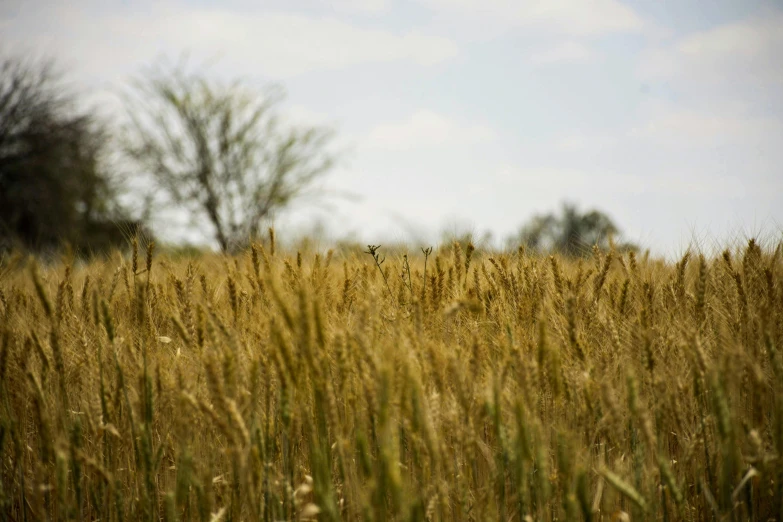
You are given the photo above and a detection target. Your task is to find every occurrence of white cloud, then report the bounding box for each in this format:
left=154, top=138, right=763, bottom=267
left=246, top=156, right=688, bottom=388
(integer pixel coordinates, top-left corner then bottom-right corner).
left=529, top=41, right=596, bottom=64
left=495, top=164, right=748, bottom=198
left=363, top=110, right=496, bottom=150
left=677, top=12, right=783, bottom=66
left=331, top=0, right=391, bottom=13
left=554, top=134, right=617, bottom=151
left=494, top=165, right=643, bottom=197
left=639, top=11, right=783, bottom=88
left=284, top=104, right=337, bottom=127
left=418, top=0, right=644, bottom=36
left=0, top=0, right=23, bottom=20
left=632, top=10, right=783, bottom=194
left=631, top=107, right=783, bottom=146
left=496, top=165, right=589, bottom=189
left=5, top=3, right=458, bottom=80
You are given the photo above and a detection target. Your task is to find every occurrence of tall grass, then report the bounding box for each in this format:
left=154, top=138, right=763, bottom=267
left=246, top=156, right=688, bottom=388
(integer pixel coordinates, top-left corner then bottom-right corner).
left=0, top=236, right=781, bottom=521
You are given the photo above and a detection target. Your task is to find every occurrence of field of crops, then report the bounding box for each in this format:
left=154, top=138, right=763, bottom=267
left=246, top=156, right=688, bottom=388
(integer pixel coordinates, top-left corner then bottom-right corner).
left=0, top=236, right=781, bottom=521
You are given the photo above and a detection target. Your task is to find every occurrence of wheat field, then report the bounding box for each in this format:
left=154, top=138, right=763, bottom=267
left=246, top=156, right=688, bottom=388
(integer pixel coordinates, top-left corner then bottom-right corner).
left=0, top=235, right=781, bottom=521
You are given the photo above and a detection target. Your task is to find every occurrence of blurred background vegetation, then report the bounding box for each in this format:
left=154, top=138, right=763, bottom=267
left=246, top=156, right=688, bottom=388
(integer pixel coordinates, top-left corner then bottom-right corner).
left=1, top=51, right=636, bottom=258
left=0, top=54, right=137, bottom=255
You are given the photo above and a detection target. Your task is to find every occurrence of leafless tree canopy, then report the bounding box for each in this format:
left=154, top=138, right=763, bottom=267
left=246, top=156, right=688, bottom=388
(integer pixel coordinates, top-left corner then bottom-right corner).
left=122, top=63, right=336, bottom=252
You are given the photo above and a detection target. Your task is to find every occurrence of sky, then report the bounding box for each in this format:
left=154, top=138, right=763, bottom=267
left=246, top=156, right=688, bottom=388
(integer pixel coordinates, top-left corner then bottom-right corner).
left=2, top=0, right=782, bottom=256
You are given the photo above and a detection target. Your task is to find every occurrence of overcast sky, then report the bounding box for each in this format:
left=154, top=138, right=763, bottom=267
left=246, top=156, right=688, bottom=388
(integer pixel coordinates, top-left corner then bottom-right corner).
left=3, top=0, right=782, bottom=256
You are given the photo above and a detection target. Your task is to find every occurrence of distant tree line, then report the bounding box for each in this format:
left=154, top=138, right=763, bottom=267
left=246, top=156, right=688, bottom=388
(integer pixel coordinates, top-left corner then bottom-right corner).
left=1, top=51, right=637, bottom=257
left=440, top=203, right=637, bottom=257
left=507, top=202, right=638, bottom=256
left=1, top=51, right=335, bottom=256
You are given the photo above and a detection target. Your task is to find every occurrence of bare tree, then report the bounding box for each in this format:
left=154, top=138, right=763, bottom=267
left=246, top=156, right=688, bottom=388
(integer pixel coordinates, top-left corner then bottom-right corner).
left=121, top=62, right=336, bottom=252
